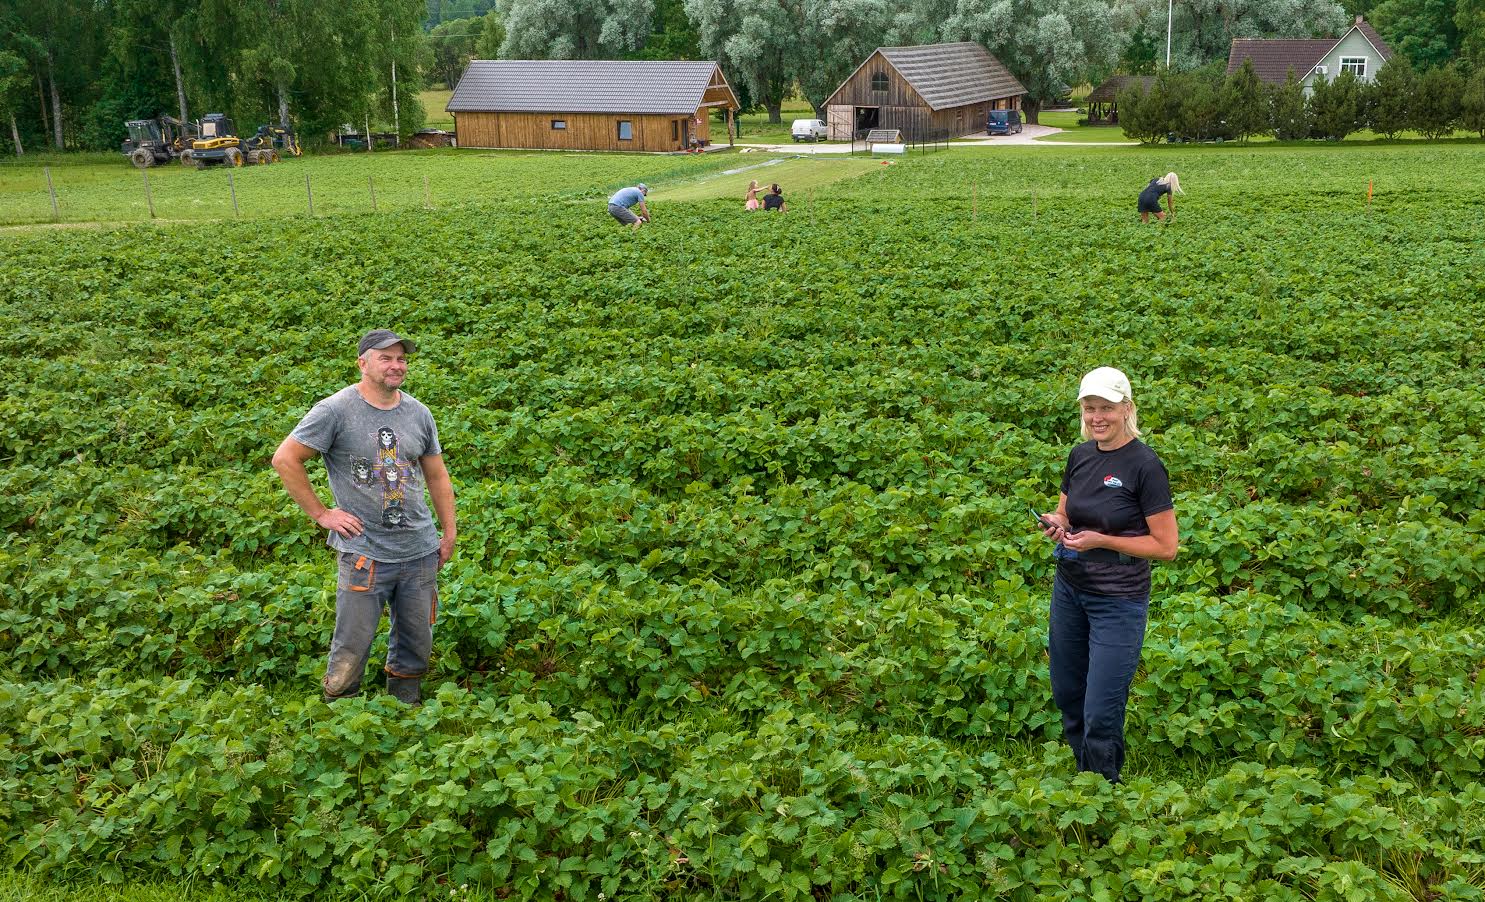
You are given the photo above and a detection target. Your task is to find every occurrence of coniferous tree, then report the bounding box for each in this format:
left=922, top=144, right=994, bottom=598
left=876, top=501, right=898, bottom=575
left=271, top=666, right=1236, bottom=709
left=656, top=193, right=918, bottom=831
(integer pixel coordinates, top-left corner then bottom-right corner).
left=1368, top=54, right=1416, bottom=137
left=1412, top=62, right=1464, bottom=138
left=1308, top=70, right=1364, bottom=139
left=1223, top=59, right=1269, bottom=140
left=1269, top=69, right=1310, bottom=140
left=1461, top=65, right=1485, bottom=137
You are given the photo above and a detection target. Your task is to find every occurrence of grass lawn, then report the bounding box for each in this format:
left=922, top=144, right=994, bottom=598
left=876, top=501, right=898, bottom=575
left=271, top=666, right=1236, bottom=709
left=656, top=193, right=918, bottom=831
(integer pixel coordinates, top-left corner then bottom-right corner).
left=1033, top=109, right=1137, bottom=144
left=652, top=154, right=888, bottom=203
left=419, top=88, right=455, bottom=131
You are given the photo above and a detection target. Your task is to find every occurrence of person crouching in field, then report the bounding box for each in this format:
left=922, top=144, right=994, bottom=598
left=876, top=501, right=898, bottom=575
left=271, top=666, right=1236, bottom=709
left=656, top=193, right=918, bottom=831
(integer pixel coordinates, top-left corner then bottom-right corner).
left=1037, top=367, right=1179, bottom=783
left=608, top=183, right=650, bottom=230
left=272, top=330, right=458, bottom=705
left=1138, top=172, right=1181, bottom=223
left=762, top=184, right=787, bottom=213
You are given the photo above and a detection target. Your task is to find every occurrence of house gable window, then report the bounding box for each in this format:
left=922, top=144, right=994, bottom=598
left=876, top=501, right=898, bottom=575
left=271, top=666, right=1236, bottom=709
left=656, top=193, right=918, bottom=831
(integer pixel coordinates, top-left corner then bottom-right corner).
left=551, top=119, right=567, bottom=130
left=1339, top=56, right=1367, bottom=77
left=871, top=71, right=888, bottom=92
left=617, top=120, right=633, bottom=140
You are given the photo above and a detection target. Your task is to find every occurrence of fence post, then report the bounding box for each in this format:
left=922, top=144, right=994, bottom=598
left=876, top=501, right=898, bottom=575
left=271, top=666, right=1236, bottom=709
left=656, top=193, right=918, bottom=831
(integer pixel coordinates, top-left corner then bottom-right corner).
left=44, top=166, right=59, bottom=221
left=423, top=175, right=431, bottom=210
left=142, top=170, right=156, bottom=219
left=305, top=172, right=315, bottom=216
left=368, top=175, right=377, bottom=212
left=228, top=169, right=239, bottom=217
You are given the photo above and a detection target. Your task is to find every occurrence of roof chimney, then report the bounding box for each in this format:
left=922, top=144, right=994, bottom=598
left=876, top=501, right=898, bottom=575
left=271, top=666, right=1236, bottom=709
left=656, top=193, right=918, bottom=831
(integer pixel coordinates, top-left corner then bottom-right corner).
left=1355, top=14, right=1364, bottom=23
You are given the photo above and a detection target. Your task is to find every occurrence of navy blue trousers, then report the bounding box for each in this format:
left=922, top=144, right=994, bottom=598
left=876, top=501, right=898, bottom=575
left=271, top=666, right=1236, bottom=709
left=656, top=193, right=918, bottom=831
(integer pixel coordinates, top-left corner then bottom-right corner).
left=1048, top=574, right=1148, bottom=783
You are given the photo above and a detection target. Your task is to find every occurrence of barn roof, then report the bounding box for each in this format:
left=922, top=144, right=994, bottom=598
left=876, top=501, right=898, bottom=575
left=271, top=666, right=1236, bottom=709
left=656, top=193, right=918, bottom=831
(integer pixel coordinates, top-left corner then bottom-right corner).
left=1226, top=17, right=1395, bottom=83
left=827, top=42, right=1026, bottom=111
left=1087, top=75, right=1156, bottom=103
left=447, top=60, right=737, bottom=114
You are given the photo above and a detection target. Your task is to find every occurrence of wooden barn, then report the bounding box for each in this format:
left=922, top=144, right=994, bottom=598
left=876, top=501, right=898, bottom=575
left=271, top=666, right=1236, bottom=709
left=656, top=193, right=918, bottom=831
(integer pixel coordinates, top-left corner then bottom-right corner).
left=823, top=42, right=1026, bottom=141
left=447, top=59, right=740, bottom=152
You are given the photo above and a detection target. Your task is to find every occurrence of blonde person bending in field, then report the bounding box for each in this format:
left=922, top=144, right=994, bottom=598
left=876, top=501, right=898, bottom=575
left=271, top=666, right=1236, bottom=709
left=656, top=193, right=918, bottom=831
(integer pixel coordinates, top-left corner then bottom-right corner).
left=1138, top=172, right=1182, bottom=223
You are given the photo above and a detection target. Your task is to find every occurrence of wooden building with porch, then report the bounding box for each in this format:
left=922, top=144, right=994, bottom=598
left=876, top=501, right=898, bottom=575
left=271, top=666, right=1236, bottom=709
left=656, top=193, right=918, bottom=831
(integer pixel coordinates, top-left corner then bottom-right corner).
left=1085, top=75, right=1155, bottom=126
left=823, top=42, right=1025, bottom=141
left=447, top=59, right=740, bottom=152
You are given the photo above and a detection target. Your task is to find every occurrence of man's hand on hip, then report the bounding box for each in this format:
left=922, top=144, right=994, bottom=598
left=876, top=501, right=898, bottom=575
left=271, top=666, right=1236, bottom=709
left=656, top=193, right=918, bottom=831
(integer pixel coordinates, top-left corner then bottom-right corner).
left=315, top=508, right=364, bottom=539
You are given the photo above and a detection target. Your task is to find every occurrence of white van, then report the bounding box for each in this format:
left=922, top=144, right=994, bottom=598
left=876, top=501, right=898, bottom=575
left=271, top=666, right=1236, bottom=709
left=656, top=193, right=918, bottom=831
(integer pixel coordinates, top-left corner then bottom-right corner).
left=791, top=119, right=828, bottom=142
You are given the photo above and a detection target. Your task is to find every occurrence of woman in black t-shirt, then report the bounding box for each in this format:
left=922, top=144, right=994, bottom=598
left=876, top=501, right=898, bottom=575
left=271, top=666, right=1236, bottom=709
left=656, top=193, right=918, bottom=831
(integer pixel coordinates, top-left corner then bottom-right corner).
left=762, top=184, right=787, bottom=212
left=1038, top=366, right=1179, bottom=783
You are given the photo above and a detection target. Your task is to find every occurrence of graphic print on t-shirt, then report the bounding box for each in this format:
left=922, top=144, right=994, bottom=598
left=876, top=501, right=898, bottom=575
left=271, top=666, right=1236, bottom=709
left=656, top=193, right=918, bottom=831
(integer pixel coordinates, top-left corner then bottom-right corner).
left=367, top=426, right=416, bottom=528
left=1103, top=475, right=1124, bottom=488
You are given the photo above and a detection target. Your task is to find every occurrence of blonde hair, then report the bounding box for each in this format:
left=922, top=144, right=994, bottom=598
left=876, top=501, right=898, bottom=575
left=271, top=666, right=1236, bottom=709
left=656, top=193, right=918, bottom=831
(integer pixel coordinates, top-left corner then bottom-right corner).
left=748, top=179, right=759, bottom=190
left=1079, top=399, right=1142, bottom=441
left=1158, top=172, right=1184, bottom=195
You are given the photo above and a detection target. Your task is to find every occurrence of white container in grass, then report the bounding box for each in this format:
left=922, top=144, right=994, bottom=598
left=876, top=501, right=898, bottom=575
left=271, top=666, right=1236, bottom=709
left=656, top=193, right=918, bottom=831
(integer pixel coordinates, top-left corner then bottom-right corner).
left=872, top=143, right=906, bottom=154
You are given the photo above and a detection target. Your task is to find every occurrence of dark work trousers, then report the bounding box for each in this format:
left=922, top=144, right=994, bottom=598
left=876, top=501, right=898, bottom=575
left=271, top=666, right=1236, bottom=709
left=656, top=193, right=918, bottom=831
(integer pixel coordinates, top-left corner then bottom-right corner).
left=1048, top=574, right=1149, bottom=783
left=322, top=550, right=440, bottom=699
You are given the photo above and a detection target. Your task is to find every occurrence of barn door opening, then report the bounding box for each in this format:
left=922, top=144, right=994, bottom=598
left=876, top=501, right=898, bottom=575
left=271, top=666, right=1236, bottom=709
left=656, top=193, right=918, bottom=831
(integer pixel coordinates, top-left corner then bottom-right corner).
left=681, top=117, right=690, bottom=149
left=854, top=107, right=879, bottom=136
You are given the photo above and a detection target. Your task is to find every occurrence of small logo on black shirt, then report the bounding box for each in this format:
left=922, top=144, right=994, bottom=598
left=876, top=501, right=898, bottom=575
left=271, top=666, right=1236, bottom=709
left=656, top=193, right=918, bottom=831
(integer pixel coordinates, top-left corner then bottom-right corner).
left=1103, top=475, right=1124, bottom=488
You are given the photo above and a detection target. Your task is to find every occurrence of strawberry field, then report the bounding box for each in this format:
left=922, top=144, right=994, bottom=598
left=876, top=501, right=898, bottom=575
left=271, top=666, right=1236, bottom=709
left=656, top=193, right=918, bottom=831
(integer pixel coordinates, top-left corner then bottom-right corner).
left=2, top=144, right=1484, bottom=900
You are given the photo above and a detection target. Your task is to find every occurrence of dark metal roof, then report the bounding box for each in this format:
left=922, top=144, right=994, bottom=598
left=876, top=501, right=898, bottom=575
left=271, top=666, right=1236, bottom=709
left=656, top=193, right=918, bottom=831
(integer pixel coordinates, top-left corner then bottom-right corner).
left=827, top=42, right=1024, bottom=111
left=447, top=60, right=734, bottom=114
left=1087, top=75, right=1156, bottom=103
left=1226, top=40, right=1336, bottom=82
left=1226, top=17, right=1395, bottom=84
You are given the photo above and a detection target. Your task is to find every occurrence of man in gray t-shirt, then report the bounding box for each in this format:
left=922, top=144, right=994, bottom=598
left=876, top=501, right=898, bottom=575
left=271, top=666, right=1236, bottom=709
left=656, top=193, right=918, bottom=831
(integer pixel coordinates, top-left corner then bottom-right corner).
left=272, top=329, right=457, bottom=704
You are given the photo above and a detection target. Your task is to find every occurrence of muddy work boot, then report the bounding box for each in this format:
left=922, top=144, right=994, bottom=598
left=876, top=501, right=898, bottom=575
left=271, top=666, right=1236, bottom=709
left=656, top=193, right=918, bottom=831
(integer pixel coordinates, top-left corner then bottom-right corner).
left=387, top=675, right=423, bottom=705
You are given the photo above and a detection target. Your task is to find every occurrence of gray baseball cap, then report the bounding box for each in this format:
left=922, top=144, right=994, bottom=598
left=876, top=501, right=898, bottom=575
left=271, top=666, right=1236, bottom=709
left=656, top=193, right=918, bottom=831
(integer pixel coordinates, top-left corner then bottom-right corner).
left=358, top=329, right=417, bottom=355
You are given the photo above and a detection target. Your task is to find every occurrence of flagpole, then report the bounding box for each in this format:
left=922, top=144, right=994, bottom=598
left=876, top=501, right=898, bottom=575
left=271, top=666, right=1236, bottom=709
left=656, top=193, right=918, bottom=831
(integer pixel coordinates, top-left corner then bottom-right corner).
left=1166, top=0, right=1173, bottom=67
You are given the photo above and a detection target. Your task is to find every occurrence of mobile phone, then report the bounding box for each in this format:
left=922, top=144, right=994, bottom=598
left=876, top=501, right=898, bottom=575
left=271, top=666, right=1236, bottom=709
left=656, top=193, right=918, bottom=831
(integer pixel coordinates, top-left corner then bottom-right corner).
left=1031, top=505, right=1058, bottom=531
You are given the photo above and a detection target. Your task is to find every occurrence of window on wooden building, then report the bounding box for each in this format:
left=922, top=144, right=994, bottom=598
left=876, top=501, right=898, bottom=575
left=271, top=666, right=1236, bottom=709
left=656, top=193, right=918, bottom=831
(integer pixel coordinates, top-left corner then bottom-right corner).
left=551, top=119, right=567, bottom=130
left=617, top=120, right=633, bottom=140
left=871, top=72, right=888, bottom=92
left=671, top=120, right=679, bottom=141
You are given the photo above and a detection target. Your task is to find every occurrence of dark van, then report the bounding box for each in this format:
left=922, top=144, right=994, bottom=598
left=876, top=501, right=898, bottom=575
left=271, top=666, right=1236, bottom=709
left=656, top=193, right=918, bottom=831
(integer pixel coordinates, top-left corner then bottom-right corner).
left=986, top=109, right=1023, bottom=136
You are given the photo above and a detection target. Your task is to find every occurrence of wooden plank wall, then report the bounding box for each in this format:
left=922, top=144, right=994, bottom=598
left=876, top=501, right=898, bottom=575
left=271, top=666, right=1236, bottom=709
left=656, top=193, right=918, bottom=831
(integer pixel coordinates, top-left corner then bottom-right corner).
left=455, top=111, right=710, bottom=152
left=824, top=50, right=1024, bottom=139
left=829, top=51, right=926, bottom=109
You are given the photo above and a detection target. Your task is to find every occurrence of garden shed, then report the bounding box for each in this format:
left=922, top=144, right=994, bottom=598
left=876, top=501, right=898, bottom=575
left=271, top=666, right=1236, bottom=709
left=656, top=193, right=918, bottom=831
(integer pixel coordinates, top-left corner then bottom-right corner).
left=1085, top=75, right=1155, bottom=125
left=447, top=59, right=740, bottom=152
left=823, top=42, right=1025, bottom=141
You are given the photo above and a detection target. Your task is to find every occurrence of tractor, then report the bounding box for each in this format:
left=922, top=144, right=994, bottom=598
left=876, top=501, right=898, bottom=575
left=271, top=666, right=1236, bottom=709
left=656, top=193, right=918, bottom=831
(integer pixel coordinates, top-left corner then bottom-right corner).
left=248, top=123, right=302, bottom=158
left=121, top=116, right=199, bottom=168
left=188, top=114, right=301, bottom=167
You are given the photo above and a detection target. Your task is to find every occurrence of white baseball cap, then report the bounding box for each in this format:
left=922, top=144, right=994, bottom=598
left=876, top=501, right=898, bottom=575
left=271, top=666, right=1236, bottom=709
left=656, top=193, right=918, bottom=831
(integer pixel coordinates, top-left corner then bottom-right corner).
left=1078, top=367, right=1132, bottom=402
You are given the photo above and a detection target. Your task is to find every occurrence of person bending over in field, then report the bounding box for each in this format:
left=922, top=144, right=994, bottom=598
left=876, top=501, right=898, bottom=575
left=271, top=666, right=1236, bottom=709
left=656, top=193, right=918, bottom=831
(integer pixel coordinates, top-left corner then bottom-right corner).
left=762, top=184, right=787, bottom=213
left=272, top=330, right=458, bottom=705
left=1036, top=367, right=1179, bottom=783
left=1138, top=172, right=1181, bottom=223
left=608, top=183, right=650, bottom=230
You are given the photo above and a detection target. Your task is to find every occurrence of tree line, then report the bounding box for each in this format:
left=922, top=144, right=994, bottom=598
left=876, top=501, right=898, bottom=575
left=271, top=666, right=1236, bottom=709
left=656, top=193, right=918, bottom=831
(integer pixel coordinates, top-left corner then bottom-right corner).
left=1118, top=57, right=1485, bottom=142
left=3, top=0, right=1485, bottom=154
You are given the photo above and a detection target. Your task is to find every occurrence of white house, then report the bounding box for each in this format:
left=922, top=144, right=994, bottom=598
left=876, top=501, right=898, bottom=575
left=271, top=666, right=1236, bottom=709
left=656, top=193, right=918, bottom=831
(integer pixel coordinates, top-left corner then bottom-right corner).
left=1226, top=16, right=1395, bottom=93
